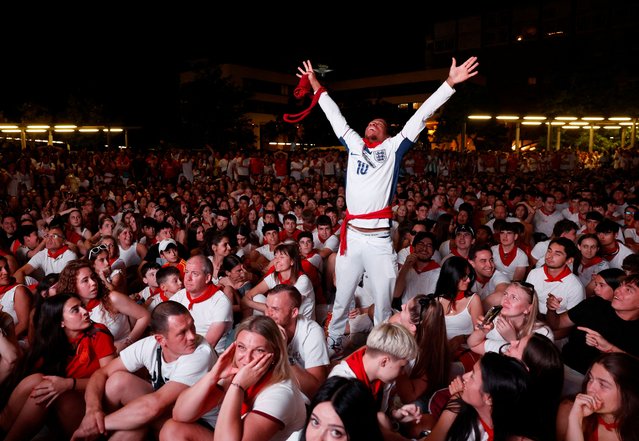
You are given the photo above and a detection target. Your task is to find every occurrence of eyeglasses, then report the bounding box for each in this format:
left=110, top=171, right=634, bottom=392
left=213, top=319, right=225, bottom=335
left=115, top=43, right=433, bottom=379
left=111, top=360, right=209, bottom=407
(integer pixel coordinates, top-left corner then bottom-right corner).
left=513, top=281, right=536, bottom=297
left=44, top=233, right=63, bottom=240
left=415, top=242, right=434, bottom=249
left=88, top=244, right=108, bottom=260
left=625, top=211, right=635, bottom=215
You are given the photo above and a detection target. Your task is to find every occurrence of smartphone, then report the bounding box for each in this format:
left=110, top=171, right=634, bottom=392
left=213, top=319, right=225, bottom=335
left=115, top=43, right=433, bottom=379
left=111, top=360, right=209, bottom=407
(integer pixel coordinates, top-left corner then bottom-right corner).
left=481, top=305, right=503, bottom=326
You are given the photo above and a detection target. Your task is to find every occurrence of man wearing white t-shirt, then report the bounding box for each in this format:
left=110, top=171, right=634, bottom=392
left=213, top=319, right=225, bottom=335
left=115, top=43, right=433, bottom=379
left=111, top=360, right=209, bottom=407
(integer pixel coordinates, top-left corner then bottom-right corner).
left=14, top=225, right=77, bottom=282
left=73, top=302, right=216, bottom=440
left=491, top=222, right=529, bottom=281
left=469, top=244, right=509, bottom=308
left=533, top=194, right=564, bottom=240
left=265, top=285, right=329, bottom=399
left=526, top=238, right=584, bottom=326
left=172, top=255, right=233, bottom=354
left=393, top=232, right=441, bottom=305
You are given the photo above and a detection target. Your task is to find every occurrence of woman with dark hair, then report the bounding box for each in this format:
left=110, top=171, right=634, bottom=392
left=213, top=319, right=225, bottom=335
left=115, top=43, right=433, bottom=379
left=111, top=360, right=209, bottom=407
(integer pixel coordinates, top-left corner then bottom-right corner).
left=590, top=268, right=625, bottom=301
left=0, top=255, right=31, bottom=340
left=433, top=213, right=455, bottom=250
left=57, top=260, right=149, bottom=353
left=204, top=231, right=232, bottom=284
left=0, top=294, right=115, bottom=440
left=513, top=201, right=534, bottom=247
left=27, top=273, right=60, bottom=344
left=218, top=254, right=253, bottom=323
left=389, top=294, right=451, bottom=406
left=302, top=376, right=383, bottom=441
left=429, top=352, right=533, bottom=441
left=576, top=234, right=610, bottom=291
left=242, top=243, right=316, bottom=320
left=557, top=353, right=639, bottom=441
left=504, top=333, right=564, bottom=441
left=186, top=220, right=206, bottom=256
left=235, top=223, right=257, bottom=259
left=435, top=256, right=482, bottom=366
left=87, top=240, right=127, bottom=294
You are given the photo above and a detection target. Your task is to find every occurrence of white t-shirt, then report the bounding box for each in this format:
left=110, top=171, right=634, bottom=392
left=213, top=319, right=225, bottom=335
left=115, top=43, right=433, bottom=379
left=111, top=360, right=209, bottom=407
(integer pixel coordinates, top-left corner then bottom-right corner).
left=120, top=335, right=215, bottom=388
left=312, top=231, right=339, bottom=253
left=89, top=301, right=132, bottom=343
left=288, top=317, right=330, bottom=370
left=264, top=273, right=315, bottom=321
left=399, top=265, right=441, bottom=304
left=172, top=288, right=233, bottom=353
left=472, top=271, right=510, bottom=300
left=483, top=320, right=554, bottom=353
left=525, top=266, right=585, bottom=314
left=27, top=248, right=78, bottom=277
left=491, top=245, right=529, bottom=280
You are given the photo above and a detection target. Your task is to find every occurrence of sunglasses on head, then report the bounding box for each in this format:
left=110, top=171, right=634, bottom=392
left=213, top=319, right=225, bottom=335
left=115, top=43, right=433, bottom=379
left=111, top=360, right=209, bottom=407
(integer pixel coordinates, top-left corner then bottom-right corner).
left=88, top=244, right=108, bottom=260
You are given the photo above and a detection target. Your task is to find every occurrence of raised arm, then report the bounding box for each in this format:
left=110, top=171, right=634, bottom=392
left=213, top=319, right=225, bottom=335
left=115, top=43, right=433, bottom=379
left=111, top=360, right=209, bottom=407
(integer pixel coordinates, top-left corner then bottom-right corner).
left=445, top=56, right=479, bottom=87
left=296, top=60, right=323, bottom=93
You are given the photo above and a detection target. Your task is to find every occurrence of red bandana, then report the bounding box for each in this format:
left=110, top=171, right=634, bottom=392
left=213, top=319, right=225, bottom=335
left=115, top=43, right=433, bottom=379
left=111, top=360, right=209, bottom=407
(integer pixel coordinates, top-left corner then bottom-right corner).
left=240, top=371, right=273, bottom=416
left=597, top=415, right=619, bottom=431
left=48, top=245, right=69, bottom=259
left=543, top=265, right=572, bottom=283
left=455, top=291, right=467, bottom=302
left=339, top=207, right=393, bottom=255
left=108, top=257, right=118, bottom=266
left=450, top=247, right=467, bottom=259
left=345, top=347, right=383, bottom=401
left=414, top=260, right=440, bottom=274
left=601, top=243, right=620, bottom=262
left=0, top=282, right=17, bottom=296
left=540, top=208, right=554, bottom=216
left=186, top=284, right=219, bottom=310
left=149, top=287, right=170, bottom=302
left=581, top=256, right=604, bottom=269
left=282, top=74, right=326, bottom=124
left=479, top=416, right=494, bottom=441
left=363, top=139, right=382, bottom=149
left=85, top=299, right=101, bottom=313
left=498, top=245, right=517, bottom=267
left=276, top=272, right=292, bottom=285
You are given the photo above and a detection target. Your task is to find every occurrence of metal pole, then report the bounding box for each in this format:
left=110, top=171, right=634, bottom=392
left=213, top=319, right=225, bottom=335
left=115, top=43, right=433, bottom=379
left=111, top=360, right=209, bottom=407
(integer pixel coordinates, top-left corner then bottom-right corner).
left=621, top=127, right=626, bottom=149
left=515, top=122, right=521, bottom=152
left=20, top=129, right=26, bottom=151
left=461, top=121, right=467, bottom=153
left=546, top=123, right=552, bottom=151
left=589, top=126, right=594, bottom=153
left=556, top=128, right=561, bottom=151
left=631, top=118, right=637, bottom=149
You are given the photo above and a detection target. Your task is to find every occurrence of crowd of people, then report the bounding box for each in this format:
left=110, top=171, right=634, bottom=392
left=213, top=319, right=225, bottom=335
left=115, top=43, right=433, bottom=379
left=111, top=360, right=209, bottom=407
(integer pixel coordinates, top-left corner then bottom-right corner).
left=0, top=56, right=638, bottom=441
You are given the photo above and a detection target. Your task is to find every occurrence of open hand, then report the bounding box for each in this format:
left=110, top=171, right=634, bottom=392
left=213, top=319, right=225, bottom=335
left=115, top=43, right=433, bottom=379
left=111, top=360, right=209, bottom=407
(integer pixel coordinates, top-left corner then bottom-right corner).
left=447, top=56, right=479, bottom=86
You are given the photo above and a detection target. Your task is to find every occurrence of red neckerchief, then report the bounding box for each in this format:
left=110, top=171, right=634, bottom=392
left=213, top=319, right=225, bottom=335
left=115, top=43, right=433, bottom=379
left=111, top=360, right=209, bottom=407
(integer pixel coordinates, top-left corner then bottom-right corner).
left=363, top=139, right=382, bottom=149
left=540, top=208, right=554, bottom=216
left=414, top=260, right=440, bottom=274
left=48, top=245, right=69, bottom=259
left=345, top=347, right=383, bottom=402
left=455, top=291, right=467, bottom=302
left=475, top=274, right=491, bottom=286
left=479, top=416, right=494, bottom=441
left=149, top=287, right=170, bottom=302
left=581, top=256, right=604, bottom=269
left=108, top=257, right=118, bottom=266
left=498, top=244, right=517, bottom=267
left=601, top=243, right=620, bottom=262
left=597, top=415, right=619, bottom=431
left=304, top=250, right=317, bottom=260
left=450, top=247, right=467, bottom=260
left=0, top=281, right=17, bottom=296
left=543, top=265, right=572, bottom=282
left=186, top=284, right=219, bottom=310
left=339, top=207, right=393, bottom=255
left=85, top=299, right=101, bottom=313
left=240, top=370, right=273, bottom=416
left=276, top=272, right=292, bottom=285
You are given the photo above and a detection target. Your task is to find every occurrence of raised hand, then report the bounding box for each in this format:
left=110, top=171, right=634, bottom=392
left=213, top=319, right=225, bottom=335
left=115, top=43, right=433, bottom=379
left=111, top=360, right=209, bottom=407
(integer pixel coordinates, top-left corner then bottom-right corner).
left=447, top=56, right=479, bottom=86
left=296, top=60, right=322, bottom=92
left=578, top=327, right=614, bottom=353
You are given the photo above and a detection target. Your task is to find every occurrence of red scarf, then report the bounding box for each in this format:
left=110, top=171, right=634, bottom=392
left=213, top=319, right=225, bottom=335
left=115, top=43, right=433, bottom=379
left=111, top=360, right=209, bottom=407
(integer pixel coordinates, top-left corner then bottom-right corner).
left=240, top=371, right=273, bottom=416
left=581, top=256, right=604, bottom=269
left=186, top=284, right=219, bottom=310
left=455, top=291, right=467, bottom=302
left=48, top=245, right=69, bottom=259
left=414, top=260, right=440, bottom=274
left=543, top=265, right=572, bottom=283
left=339, top=207, right=393, bottom=255
left=498, top=244, right=517, bottom=267
left=0, top=282, right=17, bottom=296
left=597, top=415, right=619, bottom=431
left=450, top=247, right=467, bottom=260
left=479, top=416, right=494, bottom=441
left=539, top=208, right=554, bottom=216
left=85, top=299, right=101, bottom=313
left=282, top=74, right=326, bottom=123
left=601, top=243, right=620, bottom=262
left=345, top=347, right=383, bottom=403
left=149, top=287, right=170, bottom=302
left=276, top=272, right=292, bottom=285
left=363, top=139, right=382, bottom=149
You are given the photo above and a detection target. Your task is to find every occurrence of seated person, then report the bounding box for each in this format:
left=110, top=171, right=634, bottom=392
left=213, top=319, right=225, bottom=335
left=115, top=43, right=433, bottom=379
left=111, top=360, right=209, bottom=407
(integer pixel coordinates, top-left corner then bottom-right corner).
left=72, top=301, right=216, bottom=440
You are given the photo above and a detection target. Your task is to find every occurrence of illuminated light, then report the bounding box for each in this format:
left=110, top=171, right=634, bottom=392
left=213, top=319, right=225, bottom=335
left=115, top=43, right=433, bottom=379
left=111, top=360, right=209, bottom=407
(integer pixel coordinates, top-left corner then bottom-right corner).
left=26, top=125, right=50, bottom=129
left=496, top=115, right=519, bottom=120
left=550, top=122, right=565, bottom=126
left=603, top=126, right=621, bottom=129
left=1, top=129, right=21, bottom=133
left=569, top=122, right=588, bottom=126
left=79, top=129, right=99, bottom=133
left=54, top=125, right=77, bottom=129
left=523, top=116, right=546, bottom=120
left=582, top=117, right=604, bottom=121
left=103, top=128, right=123, bottom=133
left=55, top=129, right=75, bottom=133
left=516, top=35, right=523, bottom=41
left=0, top=125, right=18, bottom=129
left=468, top=115, right=491, bottom=120
left=562, top=126, right=580, bottom=129
left=522, top=121, right=542, bottom=126
left=619, top=122, right=634, bottom=126
left=608, top=117, right=631, bottom=121
left=26, top=129, right=47, bottom=133
left=555, top=116, right=577, bottom=121
left=582, top=126, right=601, bottom=129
